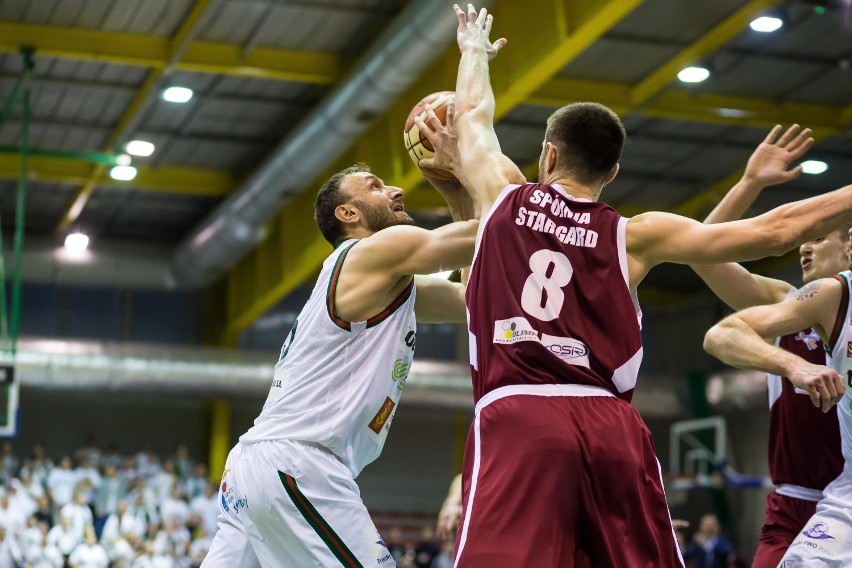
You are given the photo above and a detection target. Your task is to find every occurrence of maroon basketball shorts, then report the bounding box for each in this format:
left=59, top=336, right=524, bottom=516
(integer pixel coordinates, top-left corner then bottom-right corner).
left=454, top=384, right=684, bottom=568
left=752, top=490, right=818, bottom=568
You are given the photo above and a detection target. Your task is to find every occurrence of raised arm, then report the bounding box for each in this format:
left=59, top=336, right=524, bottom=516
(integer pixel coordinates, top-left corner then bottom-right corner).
left=690, top=124, right=812, bottom=309
left=704, top=277, right=845, bottom=412
left=453, top=4, right=524, bottom=214
left=627, top=184, right=852, bottom=289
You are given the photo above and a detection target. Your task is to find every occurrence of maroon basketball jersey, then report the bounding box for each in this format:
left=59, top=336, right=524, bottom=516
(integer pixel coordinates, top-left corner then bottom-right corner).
left=767, top=329, right=843, bottom=489
left=466, top=184, right=642, bottom=404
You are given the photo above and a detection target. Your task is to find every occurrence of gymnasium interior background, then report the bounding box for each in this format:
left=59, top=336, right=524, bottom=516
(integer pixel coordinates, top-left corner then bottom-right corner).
left=1, top=0, right=852, bottom=562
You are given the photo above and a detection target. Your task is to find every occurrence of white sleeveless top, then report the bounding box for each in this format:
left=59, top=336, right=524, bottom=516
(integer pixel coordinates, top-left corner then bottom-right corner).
left=240, top=239, right=417, bottom=477
left=826, top=270, right=852, bottom=473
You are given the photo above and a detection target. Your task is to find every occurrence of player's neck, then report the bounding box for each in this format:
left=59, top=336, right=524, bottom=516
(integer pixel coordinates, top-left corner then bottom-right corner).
left=541, top=176, right=600, bottom=201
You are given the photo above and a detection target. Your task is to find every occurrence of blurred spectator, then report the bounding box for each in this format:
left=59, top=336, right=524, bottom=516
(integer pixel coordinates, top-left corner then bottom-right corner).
left=75, top=457, right=102, bottom=505
left=431, top=539, right=455, bottom=568
left=34, top=495, right=54, bottom=528
left=182, top=464, right=209, bottom=500
left=101, top=500, right=145, bottom=549
left=189, top=484, right=218, bottom=537
left=47, top=515, right=80, bottom=558
left=95, top=464, right=128, bottom=532
left=24, top=527, right=63, bottom=568
left=414, top=527, right=440, bottom=568
left=69, top=526, right=109, bottom=568
left=74, top=435, right=101, bottom=467
left=160, top=487, right=190, bottom=528
left=47, top=456, right=78, bottom=510
left=683, top=514, right=735, bottom=568
left=61, top=491, right=94, bottom=541
left=172, top=444, right=193, bottom=482
left=0, top=441, right=19, bottom=481
left=150, top=461, right=177, bottom=504
left=0, top=525, right=22, bottom=568
left=385, top=527, right=407, bottom=565
left=102, top=442, right=123, bottom=470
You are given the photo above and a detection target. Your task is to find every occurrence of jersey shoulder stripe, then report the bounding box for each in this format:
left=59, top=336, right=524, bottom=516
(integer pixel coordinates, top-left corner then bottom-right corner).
left=828, top=273, right=850, bottom=351
left=325, top=242, right=357, bottom=332
left=367, top=278, right=414, bottom=328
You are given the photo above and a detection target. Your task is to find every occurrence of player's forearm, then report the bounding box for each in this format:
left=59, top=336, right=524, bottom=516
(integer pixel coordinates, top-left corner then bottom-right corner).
left=704, top=316, right=800, bottom=377
left=766, top=184, right=852, bottom=249
left=455, top=46, right=495, bottom=133
left=703, top=177, right=765, bottom=224
left=691, top=263, right=763, bottom=311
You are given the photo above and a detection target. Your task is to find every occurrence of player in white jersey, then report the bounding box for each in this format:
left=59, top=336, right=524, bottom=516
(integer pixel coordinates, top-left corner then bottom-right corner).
left=704, top=244, right=852, bottom=567
left=203, top=106, right=479, bottom=568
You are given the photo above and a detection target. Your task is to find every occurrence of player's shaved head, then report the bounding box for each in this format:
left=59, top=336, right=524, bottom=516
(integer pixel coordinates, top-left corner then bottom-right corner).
left=544, top=102, right=626, bottom=186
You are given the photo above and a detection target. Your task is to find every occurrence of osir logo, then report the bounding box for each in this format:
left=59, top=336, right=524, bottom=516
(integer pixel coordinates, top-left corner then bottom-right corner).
left=541, top=334, right=590, bottom=368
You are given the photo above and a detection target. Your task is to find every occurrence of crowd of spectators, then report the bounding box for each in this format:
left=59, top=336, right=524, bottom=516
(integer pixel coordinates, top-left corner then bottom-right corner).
left=0, top=438, right=219, bottom=568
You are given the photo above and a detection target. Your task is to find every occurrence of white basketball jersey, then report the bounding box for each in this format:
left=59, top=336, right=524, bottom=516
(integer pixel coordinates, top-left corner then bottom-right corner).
left=825, top=270, right=852, bottom=478
left=240, top=239, right=417, bottom=477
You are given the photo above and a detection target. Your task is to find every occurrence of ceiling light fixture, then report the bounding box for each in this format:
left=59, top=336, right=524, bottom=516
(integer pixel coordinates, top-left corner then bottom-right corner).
left=801, top=160, right=828, bottom=175
left=109, top=165, right=138, bottom=181
left=162, top=86, right=193, bottom=103
left=677, top=66, right=710, bottom=83
left=749, top=16, right=783, bottom=32
left=125, top=140, right=155, bottom=157
left=64, top=232, right=89, bottom=253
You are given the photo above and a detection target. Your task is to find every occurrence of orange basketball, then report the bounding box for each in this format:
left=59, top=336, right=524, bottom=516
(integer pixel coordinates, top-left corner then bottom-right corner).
left=403, top=91, right=455, bottom=178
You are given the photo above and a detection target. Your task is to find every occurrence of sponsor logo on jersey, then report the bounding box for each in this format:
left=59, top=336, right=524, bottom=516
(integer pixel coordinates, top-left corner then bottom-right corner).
left=847, top=341, right=852, bottom=358
left=794, top=329, right=821, bottom=351
left=368, top=397, right=396, bottom=434
left=541, top=334, right=590, bottom=368
left=802, top=522, right=835, bottom=540
left=391, top=358, right=410, bottom=392
left=494, top=317, right=539, bottom=344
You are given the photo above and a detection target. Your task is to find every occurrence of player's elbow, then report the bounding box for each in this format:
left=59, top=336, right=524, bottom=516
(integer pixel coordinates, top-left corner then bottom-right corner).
left=703, top=322, right=729, bottom=359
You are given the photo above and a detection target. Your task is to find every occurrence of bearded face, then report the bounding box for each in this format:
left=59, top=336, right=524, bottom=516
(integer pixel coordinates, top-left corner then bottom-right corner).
left=352, top=197, right=414, bottom=232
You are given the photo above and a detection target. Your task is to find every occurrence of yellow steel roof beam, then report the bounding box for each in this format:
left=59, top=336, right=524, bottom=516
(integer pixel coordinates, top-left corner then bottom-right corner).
left=216, top=0, right=642, bottom=344
left=0, top=22, right=340, bottom=85
left=0, top=154, right=233, bottom=197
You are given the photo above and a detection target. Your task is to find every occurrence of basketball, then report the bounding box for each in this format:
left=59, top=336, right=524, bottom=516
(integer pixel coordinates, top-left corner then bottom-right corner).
left=403, top=91, right=455, bottom=178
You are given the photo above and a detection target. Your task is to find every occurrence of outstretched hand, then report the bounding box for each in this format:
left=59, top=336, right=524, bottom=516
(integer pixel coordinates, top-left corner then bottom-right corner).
left=743, top=124, right=814, bottom=188
left=454, top=3, right=507, bottom=60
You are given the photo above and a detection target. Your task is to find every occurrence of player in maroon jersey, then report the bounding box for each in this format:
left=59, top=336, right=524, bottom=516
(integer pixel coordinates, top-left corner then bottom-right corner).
left=444, top=4, right=852, bottom=566
left=689, top=138, right=850, bottom=567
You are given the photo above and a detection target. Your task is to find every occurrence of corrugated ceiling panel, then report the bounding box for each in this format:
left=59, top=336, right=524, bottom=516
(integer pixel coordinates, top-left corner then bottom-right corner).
left=200, top=1, right=268, bottom=44
left=706, top=52, right=826, bottom=99
left=0, top=179, right=79, bottom=232
left=156, top=138, right=264, bottom=171
left=731, top=5, right=852, bottom=60
left=609, top=0, right=747, bottom=43
left=560, top=38, right=679, bottom=83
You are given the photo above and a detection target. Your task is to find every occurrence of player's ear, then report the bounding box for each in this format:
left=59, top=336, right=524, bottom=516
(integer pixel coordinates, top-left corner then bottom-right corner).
left=602, top=163, right=619, bottom=187
left=335, top=203, right=360, bottom=225
left=544, top=142, right=558, bottom=176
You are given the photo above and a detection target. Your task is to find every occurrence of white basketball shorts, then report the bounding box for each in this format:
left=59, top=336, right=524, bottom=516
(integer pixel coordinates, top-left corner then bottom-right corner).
left=778, top=472, right=852, bottom=567
left=202, top=439, right=395, bottom=568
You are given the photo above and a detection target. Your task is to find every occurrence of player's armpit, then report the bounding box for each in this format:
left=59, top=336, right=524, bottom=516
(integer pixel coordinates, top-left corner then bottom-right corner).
left=413, top=276, right=466, bottom=323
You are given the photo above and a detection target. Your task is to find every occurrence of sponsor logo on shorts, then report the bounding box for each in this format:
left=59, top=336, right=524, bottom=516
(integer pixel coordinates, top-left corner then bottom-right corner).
left=541, top=334, right=590, bottom=368
left=368, top=397, right=396, bottom=434
left=803, top=522, right=835, bottom=540
left=493, top=317, right=539, bottom=344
